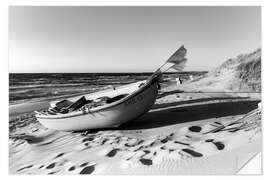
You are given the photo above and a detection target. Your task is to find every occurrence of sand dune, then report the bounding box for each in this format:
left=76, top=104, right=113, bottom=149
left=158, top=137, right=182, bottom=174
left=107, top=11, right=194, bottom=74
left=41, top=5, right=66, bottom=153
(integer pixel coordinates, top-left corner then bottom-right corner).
left=165, top=48, right=261, bottom=93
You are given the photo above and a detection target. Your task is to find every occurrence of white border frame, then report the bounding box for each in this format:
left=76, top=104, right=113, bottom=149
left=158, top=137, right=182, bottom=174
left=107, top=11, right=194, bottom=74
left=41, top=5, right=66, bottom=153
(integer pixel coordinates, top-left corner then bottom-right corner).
left=1, top=1, right=268, bottom=179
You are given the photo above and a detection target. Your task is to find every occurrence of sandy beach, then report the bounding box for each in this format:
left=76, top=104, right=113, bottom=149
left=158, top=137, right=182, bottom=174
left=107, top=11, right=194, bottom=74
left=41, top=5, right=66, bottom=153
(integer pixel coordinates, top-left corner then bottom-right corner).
left=9, top=88, right=261, bottom=174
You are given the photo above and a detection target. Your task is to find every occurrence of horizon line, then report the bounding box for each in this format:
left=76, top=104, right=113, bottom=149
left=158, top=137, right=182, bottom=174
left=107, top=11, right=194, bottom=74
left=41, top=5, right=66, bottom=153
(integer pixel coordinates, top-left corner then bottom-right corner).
left=9, top=71, right=208, bottom=74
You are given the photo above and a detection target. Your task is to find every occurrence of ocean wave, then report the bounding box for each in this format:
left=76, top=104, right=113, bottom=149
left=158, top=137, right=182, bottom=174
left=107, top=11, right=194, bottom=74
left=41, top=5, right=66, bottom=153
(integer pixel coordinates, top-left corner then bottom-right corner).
left=9, top=83, right=88, bottom=90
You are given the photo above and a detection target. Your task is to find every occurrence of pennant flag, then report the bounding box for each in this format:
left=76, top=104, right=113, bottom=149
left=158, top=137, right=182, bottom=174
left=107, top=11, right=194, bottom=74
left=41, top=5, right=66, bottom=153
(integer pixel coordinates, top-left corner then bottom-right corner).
left=167, top=45, right=187, bottom=63
left=171, top=58, right=188, bottom=72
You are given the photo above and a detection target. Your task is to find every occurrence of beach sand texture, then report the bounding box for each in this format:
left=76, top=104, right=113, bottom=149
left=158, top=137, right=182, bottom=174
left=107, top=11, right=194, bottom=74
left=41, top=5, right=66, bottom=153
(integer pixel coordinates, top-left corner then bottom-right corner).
left=9, top=91, right=261, bottom=175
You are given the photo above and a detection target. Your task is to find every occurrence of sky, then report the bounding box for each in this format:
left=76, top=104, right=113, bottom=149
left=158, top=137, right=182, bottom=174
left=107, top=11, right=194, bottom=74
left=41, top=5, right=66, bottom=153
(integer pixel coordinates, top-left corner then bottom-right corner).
left=9, top=6, right=261, bottom=73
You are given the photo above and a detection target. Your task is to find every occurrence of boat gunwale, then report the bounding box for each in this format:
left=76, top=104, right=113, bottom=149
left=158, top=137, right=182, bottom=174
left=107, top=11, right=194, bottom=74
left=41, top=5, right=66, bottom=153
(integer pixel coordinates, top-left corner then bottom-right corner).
left=36, top=76, right=159, bottom=120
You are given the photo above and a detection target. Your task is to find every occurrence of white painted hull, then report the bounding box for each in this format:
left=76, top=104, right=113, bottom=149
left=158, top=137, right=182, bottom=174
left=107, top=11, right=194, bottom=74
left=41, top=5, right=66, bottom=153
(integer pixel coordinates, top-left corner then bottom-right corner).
left=36, top=78, right=159, bottom=131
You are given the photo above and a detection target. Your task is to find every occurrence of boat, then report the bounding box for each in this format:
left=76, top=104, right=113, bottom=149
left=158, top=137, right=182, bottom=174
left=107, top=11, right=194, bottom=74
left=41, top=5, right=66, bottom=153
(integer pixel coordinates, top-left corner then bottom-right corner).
left=35, top=45, right=188, bottom=131
left=35, top=75, right=160, bottom=131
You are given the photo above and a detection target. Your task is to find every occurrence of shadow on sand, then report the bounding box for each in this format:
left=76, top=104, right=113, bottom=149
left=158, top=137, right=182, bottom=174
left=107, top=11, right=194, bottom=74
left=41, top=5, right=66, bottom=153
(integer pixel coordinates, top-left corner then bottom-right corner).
left=74, top=97, right=260, bottom=133
left=118, top=98, right=260, bottom=130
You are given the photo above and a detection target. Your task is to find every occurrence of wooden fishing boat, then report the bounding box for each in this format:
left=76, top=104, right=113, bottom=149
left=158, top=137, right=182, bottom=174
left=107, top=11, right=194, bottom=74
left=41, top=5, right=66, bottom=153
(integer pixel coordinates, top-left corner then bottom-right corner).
left=35, top=45, right=188, bottom=131
left=35, top=75, right=160, bottom=131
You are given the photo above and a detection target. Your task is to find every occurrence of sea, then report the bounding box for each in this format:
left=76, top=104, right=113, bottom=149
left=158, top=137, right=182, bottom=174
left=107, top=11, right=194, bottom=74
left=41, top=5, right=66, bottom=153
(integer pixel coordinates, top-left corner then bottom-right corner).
left=9, top=72, right=206, bottom=105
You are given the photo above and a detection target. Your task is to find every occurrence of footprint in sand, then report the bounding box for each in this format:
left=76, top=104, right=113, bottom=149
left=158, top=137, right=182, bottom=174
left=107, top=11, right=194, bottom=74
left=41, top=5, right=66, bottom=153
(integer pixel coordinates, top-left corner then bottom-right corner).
left=181, top=148, right=203, bottom=157
left=106, top=148, right=119, bottom=157
left=174, top=140, right=190, bottom=146
left=17, top=164, right=33, bottom=172
left=188, top=126, right=202, bottom=133
left=79, top=162, right=89, bottom=167
left=82, top=137, right=95, bottom=143
left=68, top=166, right=76, bottom=171
left=79, top=165, right=95, bottom=174
left=139, top=158, right=153, bottom=166
left=54, top=152, right=65, bottom=159
left=205, top=139, right=225, bottom=150
left=205, top=139, right=214, bottom=142
left=46, top=162, right=56, bottom=169
left=213, top=141, right=225, bottom=150
left=48, top=170, right=60, bottom=174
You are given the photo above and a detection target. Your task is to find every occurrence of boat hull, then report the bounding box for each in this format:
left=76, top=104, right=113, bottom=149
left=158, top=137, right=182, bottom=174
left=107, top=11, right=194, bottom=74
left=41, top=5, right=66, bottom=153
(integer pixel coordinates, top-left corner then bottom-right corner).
left=36, top=80, right=158, bottom=131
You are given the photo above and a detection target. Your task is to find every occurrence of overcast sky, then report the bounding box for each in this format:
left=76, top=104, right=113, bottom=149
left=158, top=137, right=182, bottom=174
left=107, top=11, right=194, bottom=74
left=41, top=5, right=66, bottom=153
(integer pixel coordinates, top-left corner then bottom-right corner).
left=9, top=6, right=261, bottom=73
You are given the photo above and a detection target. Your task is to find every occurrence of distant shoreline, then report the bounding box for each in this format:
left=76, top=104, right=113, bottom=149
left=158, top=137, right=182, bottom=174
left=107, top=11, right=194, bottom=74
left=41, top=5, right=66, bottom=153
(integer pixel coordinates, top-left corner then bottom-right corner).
left=9, top=71, right=208, bottom=75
